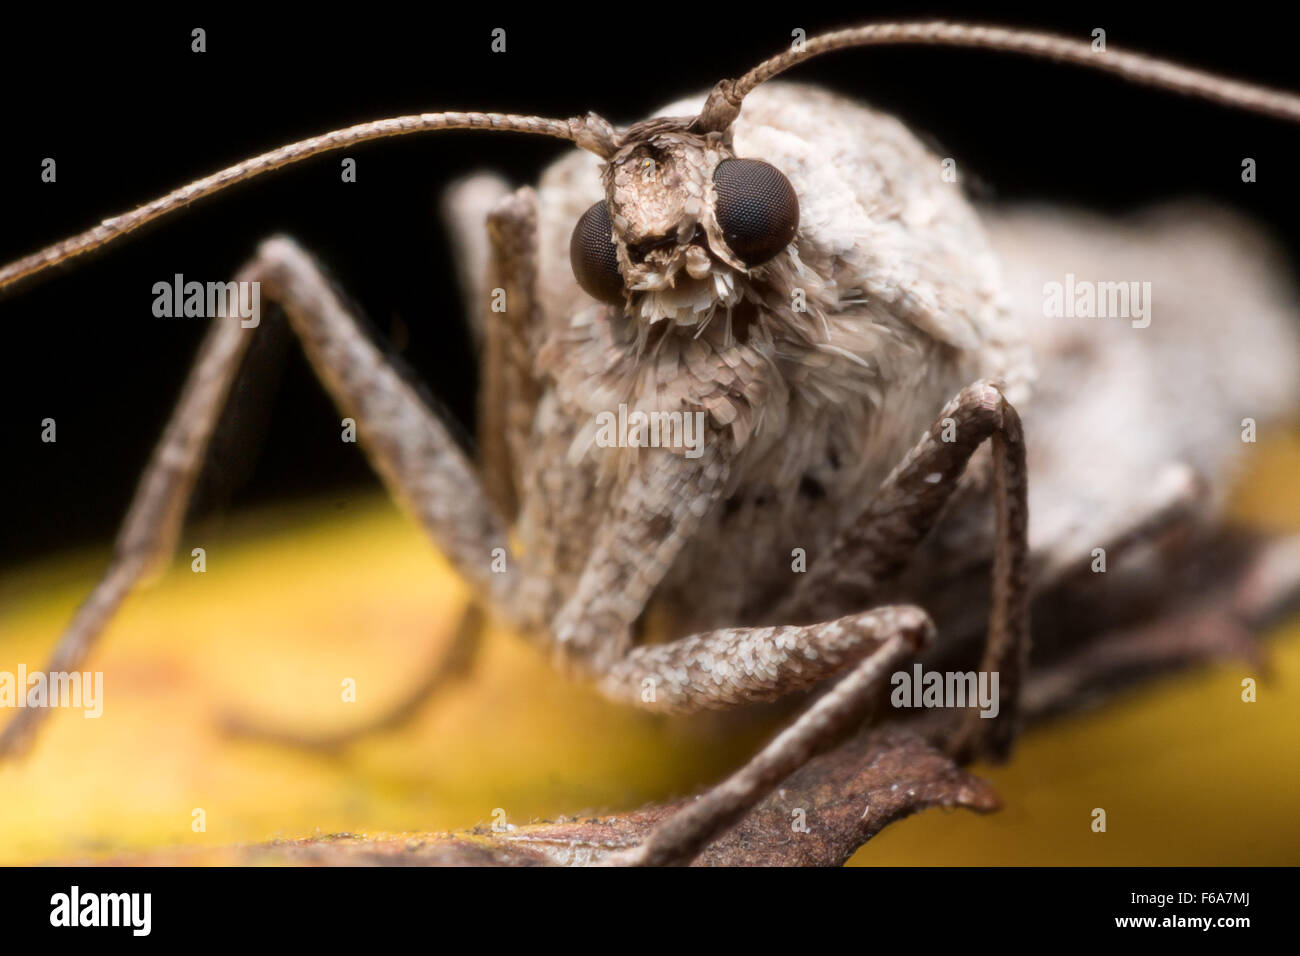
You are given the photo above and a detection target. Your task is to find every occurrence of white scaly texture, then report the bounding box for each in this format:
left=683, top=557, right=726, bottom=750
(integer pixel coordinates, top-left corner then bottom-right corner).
left=525, top=83, right=1028, bottom=635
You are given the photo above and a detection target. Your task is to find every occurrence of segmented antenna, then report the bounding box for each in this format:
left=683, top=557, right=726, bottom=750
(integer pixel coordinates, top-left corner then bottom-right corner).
left=0, top=112, right=617, bottom=292
left=4, top=21, right=1299, bottom=293
left=694, top=21, right=1300, bottom=131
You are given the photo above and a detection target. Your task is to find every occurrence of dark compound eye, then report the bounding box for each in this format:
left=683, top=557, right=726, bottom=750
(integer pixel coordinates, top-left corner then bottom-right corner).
left=712, top=158, right=799, bottom=267
left=570, top=201, right=625, bottom=304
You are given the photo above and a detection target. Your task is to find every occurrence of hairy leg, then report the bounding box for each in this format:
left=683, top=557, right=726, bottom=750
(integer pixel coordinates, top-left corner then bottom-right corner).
left=0, top=237, right=535, bottom=759
left=771, top=382, right=1029, bottom=760
left=223, top=186, right=549, bottom=749
left=585, top=382, right=1025, bottom=863
left=599, top=605, right=935, bottom=866
left=477, top=187, right=543, bottom=519
left=550, top=446, right=734, bottom=670
left=0, top=279, right=254, bottom=759
left=253, top=237, right=526, bottom=614
left=440, top=172, right=511, bottom=349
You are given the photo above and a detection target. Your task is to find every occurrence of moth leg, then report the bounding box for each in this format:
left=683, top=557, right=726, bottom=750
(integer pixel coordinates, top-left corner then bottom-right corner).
left=249, top=236, right=538, bottom=619
left=598, top=606, right=935, bottom=866
left=476, top=187, right=543, bottom=519
left=0, top=290, right=254, bottom=759
left=774, top=381, right=1029, bottom=762
left=598, top=381, right=1025, bottom=864
left=0, top=237, right=533, bottom=760
left=440, top=172, right=511, bottom=348
left=220, top=602, right=485, bottom=751
left=550, top=447, right=733, bottom=670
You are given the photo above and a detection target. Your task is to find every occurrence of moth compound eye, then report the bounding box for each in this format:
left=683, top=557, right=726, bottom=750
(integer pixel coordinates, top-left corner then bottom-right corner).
left=570, top=201, right=625, bottom=305
left=712, top=159, right=799, bottom=267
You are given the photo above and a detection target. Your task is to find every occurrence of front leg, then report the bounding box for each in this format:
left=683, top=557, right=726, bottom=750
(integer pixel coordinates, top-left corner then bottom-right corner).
left=252, top=237, right=537, bottom=624
left=477, top=186, right=544, bottom=519
left=600, top=604, right=936, bottom=866
left=594, top=382, right=1026, bottom=864
left=0, top=237, right=540, bottom=759
left=778, top=381, right=1030, bottom=761
left=551, top=446, right=732, bottom=670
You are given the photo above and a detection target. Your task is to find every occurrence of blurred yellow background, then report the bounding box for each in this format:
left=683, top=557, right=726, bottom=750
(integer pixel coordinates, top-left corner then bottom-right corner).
left=1, top=434, right=1298, bottom=866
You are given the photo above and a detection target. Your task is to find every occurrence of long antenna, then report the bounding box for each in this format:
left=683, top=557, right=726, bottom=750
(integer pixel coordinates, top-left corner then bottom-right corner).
left=694, top=21, right=1300, bottom=130
left=0, top=111, right=616, bottom=293
left=6, top=22, right=1300, bottom=293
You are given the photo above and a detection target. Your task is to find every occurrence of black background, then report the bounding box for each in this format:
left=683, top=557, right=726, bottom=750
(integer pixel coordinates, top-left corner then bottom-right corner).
left=3, top=4, right=1298, bottom=567
left=0, top=865, right=1276, bottom=941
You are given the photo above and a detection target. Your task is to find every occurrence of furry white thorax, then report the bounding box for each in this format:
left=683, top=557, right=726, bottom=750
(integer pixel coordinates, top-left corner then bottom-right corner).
left=527, top=82, right=1027, bottom=630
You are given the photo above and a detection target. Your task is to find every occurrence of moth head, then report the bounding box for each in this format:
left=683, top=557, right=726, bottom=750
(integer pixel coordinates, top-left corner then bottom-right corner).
left=568, top=124, right=799, bottom=325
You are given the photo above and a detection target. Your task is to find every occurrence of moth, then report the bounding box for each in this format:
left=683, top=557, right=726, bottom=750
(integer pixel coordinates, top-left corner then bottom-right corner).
left=3, top=21, right=1300, bottom=867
